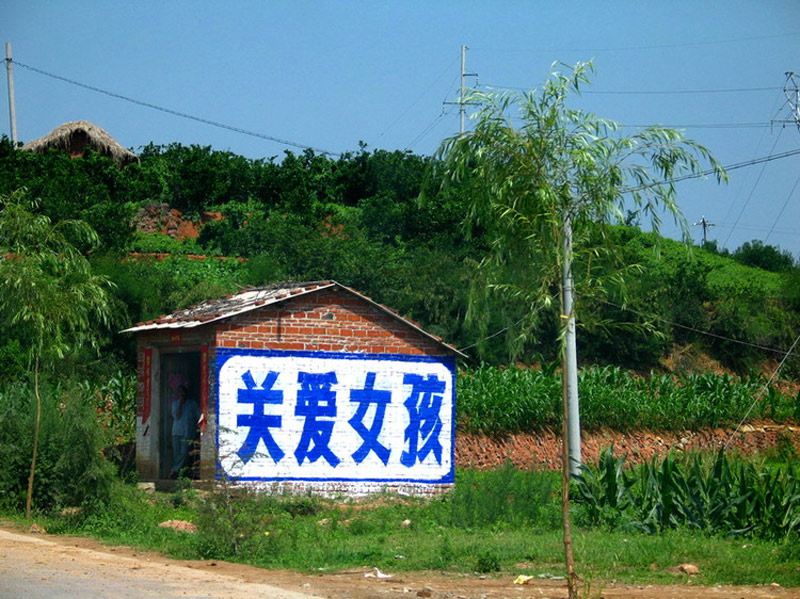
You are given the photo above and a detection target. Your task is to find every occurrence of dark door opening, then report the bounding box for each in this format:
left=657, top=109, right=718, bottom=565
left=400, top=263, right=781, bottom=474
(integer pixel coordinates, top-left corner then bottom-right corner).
left=159, top=352, right=201, bottom=479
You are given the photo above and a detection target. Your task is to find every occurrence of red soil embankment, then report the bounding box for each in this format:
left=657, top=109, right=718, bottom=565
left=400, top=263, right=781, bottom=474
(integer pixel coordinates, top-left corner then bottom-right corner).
left=455, top=422, right=800, bottom=470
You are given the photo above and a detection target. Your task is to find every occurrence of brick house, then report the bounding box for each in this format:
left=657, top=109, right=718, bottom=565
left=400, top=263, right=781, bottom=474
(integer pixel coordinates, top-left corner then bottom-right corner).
left=122, top=280, right=465, bottom=496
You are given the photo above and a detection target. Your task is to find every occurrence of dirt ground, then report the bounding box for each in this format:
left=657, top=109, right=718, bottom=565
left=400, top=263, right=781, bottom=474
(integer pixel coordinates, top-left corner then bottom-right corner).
left=2, top=524, right=797, bottom=599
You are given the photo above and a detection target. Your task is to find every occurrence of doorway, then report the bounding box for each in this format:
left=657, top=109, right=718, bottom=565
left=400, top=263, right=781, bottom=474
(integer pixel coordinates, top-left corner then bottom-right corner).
left=159, top=351, right=201, bottom=479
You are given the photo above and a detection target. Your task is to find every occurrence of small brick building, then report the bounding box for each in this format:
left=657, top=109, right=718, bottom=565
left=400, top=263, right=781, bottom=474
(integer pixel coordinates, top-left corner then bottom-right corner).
left=123, top=281, right=464, bottom=496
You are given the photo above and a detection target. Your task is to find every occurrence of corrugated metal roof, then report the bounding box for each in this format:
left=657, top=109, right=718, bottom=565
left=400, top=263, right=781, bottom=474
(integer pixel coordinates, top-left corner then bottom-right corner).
left=121, top=280, right=466, bottom=358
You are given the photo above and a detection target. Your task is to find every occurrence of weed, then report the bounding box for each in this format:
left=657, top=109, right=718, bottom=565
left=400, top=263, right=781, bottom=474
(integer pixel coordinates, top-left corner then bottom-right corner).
left=474, top=548, right=501, bottom=573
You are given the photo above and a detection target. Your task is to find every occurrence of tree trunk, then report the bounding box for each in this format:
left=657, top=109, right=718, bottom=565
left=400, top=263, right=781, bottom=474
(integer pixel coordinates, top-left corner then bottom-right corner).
left=26, top=355, right=41, bottom=519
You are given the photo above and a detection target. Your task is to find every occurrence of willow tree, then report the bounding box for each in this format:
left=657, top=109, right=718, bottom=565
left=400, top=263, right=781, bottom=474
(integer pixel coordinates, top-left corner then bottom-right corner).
left=0, top=189, right=115, bottom=518
left=436, top=63, right=725, bottom=597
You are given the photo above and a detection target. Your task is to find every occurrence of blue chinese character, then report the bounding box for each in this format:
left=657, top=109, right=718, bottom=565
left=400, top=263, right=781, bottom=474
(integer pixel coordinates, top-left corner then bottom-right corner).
left=349, top=372, right=391, bottom=465
left=295, top=372, right=341, bottom=467
left=401, top=373, right=445, bottom=467
left=237, top=370, right=284, bottom=464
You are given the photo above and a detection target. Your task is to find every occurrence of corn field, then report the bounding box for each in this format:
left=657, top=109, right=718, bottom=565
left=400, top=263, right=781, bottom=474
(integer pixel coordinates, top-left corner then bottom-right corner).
left=574, top=449, right=800, bottom=540
left=457, top=365, right=800, bottom=435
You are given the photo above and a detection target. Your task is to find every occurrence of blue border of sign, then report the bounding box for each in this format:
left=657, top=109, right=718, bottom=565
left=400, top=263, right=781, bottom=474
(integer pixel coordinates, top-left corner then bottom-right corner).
left=215, top=347, right=456, bottom=485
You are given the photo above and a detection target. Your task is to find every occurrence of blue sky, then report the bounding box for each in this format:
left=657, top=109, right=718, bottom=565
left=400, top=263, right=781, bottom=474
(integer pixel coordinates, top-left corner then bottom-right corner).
left=3, top=2, right=800, bottom=255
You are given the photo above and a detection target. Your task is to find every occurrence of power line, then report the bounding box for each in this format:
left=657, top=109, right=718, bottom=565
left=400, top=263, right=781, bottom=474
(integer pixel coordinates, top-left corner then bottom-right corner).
left=405, top=109, right=452, bottom=150
left=620, top=122, right=770, bottom=130
left=13, top=59, right=341, bottom=157
left=380, top=54, right=460, bottom=137
left=647, top=145, right=800, bottom=189
left=600, top=300, right=797, bottom=358
left=480, top=82, right=780, bottom=95
left=721, top=128, right=784, bottom=247
left=765, top=172, right=800, bottom=244
left=472, top=30, right=800, bottom=54
left=724, top=332, right=800, bottom=450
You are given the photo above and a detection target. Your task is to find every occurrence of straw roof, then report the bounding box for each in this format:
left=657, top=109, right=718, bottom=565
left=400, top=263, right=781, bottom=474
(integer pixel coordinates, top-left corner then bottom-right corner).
left=22, top=120, right=139, bottom=166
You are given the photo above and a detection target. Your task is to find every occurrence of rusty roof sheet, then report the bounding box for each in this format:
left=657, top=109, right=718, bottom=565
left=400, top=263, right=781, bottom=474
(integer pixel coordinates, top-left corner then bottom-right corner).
left=120, top=280, right=465, bottom=358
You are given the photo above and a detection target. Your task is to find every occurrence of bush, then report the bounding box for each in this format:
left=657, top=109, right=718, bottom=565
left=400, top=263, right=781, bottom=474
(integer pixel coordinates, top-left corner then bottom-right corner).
left=0, top=379, right=116, bottom=513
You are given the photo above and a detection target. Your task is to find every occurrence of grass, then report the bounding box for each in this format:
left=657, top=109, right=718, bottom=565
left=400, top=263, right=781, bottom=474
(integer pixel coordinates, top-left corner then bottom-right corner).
left=3, top=462, right=799, bottom=587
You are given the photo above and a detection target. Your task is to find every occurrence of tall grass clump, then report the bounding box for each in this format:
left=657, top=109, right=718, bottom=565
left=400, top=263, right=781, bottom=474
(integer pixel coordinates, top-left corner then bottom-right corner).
left=458, top=364, right=798, bottom=435
left=0, top=379, right=116, bottom=513
left=443, top=462, right=558, bottom=529
left=575, top=449, right=800, bottom=540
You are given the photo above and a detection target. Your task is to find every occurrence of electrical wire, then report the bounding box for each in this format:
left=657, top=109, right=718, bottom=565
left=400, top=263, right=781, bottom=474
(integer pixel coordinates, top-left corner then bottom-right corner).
left=479, top=82, right=780, bottom=95
left=599, top=299, right=797, bottom=358
left=764, top=172, right=800, bottom=244
left=458, top=316, right=528, bottom=353
left=626, top=145, right=800, bottom=192
left=723, top=332, right=800, bottom=450
left=380, top=54, right=460, bottom=137
left=405, top=109, right=452, bottom=151
left=720, top=128, right=784, bottom=247
left=13, top=60, right=341, bottom=157
left=471, top=30, right=800, bottom=54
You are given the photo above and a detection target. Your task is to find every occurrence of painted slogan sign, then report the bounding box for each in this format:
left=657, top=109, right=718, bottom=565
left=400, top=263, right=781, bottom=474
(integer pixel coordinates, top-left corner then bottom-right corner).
left=216, top=348, right=455, bottom=484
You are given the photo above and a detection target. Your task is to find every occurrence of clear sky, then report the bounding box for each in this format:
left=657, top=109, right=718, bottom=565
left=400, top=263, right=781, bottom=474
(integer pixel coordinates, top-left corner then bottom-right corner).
left=3, top=2, right=800, bottom=256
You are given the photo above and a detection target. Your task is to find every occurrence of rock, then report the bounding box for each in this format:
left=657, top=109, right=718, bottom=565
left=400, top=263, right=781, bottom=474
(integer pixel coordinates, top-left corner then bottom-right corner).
left=678, top=563, right=700, bottom=575
left=317, top=518, right=331, bottom=526
left=417, top=587, right=433, bottom=597
left=158, top=519, right=197, bottom=533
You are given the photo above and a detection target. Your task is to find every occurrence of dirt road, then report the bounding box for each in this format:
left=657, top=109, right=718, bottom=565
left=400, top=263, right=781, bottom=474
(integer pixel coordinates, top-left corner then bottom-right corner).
left=1, top=526, right=797, bottom=599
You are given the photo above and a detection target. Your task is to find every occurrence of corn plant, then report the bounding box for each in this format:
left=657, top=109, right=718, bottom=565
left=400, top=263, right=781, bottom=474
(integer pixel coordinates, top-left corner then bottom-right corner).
left=458, top=365, right=797, bottom=435
left=574, top=449, right=800, bottom=540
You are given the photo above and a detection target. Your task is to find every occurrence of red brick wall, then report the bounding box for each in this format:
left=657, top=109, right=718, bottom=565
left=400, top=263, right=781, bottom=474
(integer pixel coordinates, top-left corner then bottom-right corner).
left=214, top=287, right=450, bottom=356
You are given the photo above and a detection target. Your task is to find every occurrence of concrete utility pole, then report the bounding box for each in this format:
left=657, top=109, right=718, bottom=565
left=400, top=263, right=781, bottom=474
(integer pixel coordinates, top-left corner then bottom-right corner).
left=693, top=216, right=716, bottom=245
left=561, top=213, right=582, bottom=476
left=444, top=45, right=478, bottom=135
left=5, top=42, right=17, bottom=145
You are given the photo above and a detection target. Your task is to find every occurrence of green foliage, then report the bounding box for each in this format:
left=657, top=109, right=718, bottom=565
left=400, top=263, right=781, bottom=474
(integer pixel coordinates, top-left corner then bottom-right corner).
left=575, top=449, right=800, bottom=540
left=0, top=379, right=116, bottom=512
left=80, top=370, right=137, bottom=447
left=435, top=62, right=724, bottom=361
left=0, top=189, right=115, bottom=362
left=732, top=239, right=795, bottom=272
left=9, top=465, right=800, bottom=585
left=129, top=232, right=207, bottom=256
left=0, top=339, right=27, bottom=382
left=457, top=364, right=796, bottom=435
left=444, top=462, right=557, bottom=529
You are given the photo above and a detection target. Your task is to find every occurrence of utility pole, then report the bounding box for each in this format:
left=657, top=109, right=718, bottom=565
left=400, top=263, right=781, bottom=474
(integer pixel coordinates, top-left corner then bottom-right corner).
left=561, top=212, right=582, bottom=476
left=5, top=42, right=17, bottom=145
left=444, top=45, right=478, bottom=135
left=693, top=216, right=716, bottom=245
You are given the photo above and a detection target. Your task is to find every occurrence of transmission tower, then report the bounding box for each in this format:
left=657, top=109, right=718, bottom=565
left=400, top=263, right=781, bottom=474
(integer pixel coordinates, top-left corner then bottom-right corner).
left=772, top=72, right=800, bottom=130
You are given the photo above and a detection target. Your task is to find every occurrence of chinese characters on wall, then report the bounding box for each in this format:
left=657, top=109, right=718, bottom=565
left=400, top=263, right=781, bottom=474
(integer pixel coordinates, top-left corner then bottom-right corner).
left=216, top=350, right=455, bottom=484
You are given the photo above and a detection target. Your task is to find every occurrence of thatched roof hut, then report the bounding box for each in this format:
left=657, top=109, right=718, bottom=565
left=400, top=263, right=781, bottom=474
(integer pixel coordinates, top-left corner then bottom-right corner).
left=22, top=120, right=139, bottom=166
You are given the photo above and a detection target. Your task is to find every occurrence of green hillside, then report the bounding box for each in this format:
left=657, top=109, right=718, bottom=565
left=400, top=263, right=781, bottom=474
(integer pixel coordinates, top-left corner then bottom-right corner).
left=1, top=137, right=798, bottom=378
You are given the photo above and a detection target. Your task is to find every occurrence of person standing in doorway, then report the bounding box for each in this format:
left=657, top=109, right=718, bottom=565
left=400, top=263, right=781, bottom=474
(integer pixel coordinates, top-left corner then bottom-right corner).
left=170, top=385, right=200, bottom=479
